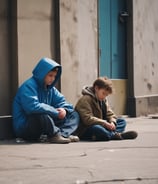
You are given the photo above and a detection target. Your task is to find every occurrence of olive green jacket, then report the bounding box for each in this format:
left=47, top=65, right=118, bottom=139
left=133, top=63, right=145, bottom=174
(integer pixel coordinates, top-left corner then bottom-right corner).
left=75, top=86, right=117, bottom=137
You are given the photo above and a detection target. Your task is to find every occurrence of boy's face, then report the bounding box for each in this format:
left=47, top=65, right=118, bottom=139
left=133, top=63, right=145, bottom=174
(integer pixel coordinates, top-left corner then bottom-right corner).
left=95, top=86, right=110, bottom=101
left=44, top=70, right=57, bottom=86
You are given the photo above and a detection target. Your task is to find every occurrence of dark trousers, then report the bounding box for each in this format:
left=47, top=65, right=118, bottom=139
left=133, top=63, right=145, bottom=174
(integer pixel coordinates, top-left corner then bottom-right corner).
left=21, top=111, right=79, bottom=141
left=80, top=118, right=126, bottom=141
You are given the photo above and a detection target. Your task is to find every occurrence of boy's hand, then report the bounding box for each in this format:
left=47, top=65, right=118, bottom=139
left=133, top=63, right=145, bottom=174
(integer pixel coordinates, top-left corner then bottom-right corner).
left=103, top=121, right=116, bottom=131
left=57, top=108, right=66, bottom=119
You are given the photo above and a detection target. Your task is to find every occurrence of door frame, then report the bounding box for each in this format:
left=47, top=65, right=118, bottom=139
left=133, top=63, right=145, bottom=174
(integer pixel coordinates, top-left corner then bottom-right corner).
left=126, top=0, right=135, bottom=116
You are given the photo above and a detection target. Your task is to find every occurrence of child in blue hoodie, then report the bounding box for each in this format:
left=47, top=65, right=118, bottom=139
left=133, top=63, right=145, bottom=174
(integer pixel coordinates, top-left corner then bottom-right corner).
left=13, top=58, right=80, bottom=144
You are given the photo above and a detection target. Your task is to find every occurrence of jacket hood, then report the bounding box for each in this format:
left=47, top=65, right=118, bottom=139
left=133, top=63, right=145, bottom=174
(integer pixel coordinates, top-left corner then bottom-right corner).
left=82, top=86, right=95, bottom=98
left=32, top=57, right=61, bottom=88
left=82, top=86, right=108, bottom=103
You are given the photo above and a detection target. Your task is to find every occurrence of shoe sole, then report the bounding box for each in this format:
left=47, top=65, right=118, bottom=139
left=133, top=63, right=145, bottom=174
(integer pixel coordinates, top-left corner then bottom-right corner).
left=121, top=131, right=138, bottom=139
left=49, top=140, right=70, bottom=144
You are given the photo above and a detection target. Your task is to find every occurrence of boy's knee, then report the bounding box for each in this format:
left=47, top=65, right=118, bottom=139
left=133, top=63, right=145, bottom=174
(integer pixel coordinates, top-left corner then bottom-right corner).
left=117, top=118, right=127, bottom=126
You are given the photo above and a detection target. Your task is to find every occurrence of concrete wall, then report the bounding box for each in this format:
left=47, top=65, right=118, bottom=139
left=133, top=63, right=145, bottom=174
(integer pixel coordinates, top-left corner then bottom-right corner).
left=132, top=0, right=158, bottom=115
left=17, top=0, right=56, bottom=85
left=108, top=80, right=127, bottom=116
left=1, top=0, right=158, bottom=119
left=60, top=0, right=98, bottom=105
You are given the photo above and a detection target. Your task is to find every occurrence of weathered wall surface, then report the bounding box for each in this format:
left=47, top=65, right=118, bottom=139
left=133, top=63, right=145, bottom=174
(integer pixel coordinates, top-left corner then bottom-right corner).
left=1, top=0, right=158, bottom=118
left=133, top=0, right=158, bottom=96
left=17, top=0, right=56, bottom=85
left=133, top=0, right=158, bottom=115
left=60, top=0, right=98, bottom=105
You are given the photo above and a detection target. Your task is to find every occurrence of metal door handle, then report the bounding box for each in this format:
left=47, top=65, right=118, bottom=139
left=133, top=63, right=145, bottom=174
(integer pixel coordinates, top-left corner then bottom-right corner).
left=119, top=11, right=129, bottom=23
left=120, top=11, right=129, bottom=17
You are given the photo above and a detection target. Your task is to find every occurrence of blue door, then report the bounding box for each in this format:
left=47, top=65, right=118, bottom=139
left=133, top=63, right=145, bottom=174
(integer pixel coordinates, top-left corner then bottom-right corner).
left=99, top=0, right=127, bottom=79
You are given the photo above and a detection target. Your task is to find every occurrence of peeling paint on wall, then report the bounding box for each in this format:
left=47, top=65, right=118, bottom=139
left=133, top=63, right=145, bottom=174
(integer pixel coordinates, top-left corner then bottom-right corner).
left=60, top=0, right=98, bottom=105
left=133, top=0, right=158, bottom=96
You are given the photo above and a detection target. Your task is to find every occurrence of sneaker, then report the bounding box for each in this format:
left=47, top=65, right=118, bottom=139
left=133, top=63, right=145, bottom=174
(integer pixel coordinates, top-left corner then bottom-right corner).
left=121, top=131, right=138, bottom=139
left=69, top=135, right=80, bottom=142
left=112, top=131, right=138, bottom=140
left=49, top=134, right=70, bottom=144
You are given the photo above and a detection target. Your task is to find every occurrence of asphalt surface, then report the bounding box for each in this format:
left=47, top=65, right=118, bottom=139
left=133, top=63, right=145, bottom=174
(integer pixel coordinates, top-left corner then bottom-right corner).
left=0, top=116, right=158, bottom=184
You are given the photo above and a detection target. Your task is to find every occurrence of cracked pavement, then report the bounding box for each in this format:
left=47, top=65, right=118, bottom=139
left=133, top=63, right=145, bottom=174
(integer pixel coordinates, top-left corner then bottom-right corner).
left=0, top=116, right=158, bottom=184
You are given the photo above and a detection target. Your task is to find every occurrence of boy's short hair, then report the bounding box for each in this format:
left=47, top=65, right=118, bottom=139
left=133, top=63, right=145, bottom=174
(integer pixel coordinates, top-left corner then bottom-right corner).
left=93, top=77, right=113, bottom=94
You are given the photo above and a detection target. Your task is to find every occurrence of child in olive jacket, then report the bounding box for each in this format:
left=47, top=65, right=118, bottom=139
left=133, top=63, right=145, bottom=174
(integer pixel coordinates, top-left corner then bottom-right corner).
left=75, top=77, right=137, bottom=141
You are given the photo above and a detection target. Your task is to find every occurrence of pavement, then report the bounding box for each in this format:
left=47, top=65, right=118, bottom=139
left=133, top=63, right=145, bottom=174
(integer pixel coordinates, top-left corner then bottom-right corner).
left=0, top=116, right=158, bottom=184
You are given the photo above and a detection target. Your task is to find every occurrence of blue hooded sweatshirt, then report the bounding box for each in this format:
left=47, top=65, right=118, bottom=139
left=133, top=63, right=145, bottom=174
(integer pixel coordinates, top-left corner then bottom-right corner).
left=13, top=57, right=74, bottom=136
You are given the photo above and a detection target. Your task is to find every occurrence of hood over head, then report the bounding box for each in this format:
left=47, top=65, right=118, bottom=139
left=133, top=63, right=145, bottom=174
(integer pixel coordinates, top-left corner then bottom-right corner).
left=32, top=57, right=62, bottom=88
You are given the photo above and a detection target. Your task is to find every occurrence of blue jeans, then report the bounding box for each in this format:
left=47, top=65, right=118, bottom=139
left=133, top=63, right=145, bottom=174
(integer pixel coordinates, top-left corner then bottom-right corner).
left=81, top=118, right=126, bottom=141
left=21, top=111, right=80, bottom=140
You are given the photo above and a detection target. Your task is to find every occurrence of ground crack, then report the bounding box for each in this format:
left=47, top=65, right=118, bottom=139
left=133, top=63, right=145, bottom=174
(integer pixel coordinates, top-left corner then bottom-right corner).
left=76, top=177, right=158, bottom=183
